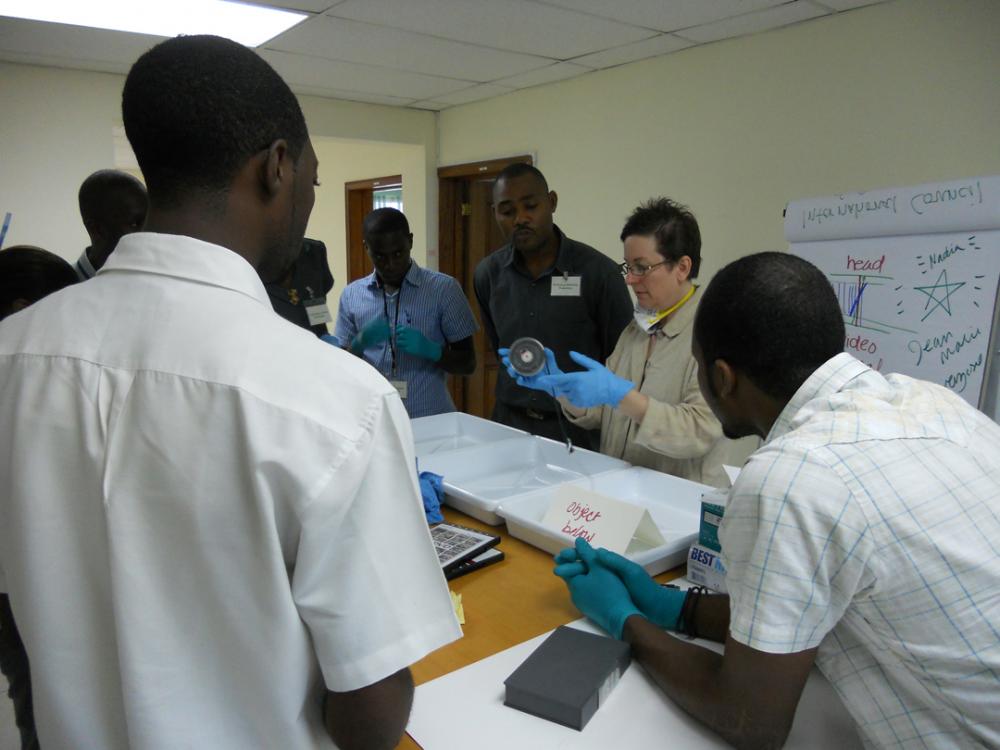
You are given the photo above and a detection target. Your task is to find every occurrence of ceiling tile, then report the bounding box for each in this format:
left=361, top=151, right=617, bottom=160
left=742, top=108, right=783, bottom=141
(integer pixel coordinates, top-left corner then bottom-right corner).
left=811, top=0, right=887, bottom=9
left=431, top=83, right=515, bottom=106
left=571, top=33, right=693, bottom=69
left=0, top=17, right=159, bottom=72
left=677, top=1, right=831, bottom=44
left=408, top=100, right=449, bottom=111
left=491, top=61, right=590, bottom=89
left=267, top=15, right=553, bottom=82
left=292, top=85, right=416, bottom=107
left=260, top=48, right=474, bottom=100
left=327, top=0, right=656, bottom=59
left=532, top=0, right=787, bottom=33
left=241, top=0, right=346, bottom=12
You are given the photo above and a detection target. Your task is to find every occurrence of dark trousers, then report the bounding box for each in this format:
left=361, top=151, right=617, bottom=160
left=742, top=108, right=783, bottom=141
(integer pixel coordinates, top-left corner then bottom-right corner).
left=492, top=401, right=599, bottom=452
left=0, top=594, right=38, bottom=750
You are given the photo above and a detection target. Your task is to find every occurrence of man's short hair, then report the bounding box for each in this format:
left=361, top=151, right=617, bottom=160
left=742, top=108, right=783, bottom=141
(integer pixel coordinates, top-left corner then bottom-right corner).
left=493, top=163, right=548, bottom=192
left=0, top=246, right=79, bottom=320
left=620, top=197, right=702, bottom=278
left=122, top=35, right=308, bottom=207
left=78, top=170, right=147, bottom=225
left=694, top=252, right=845, bottom=401
left=363, top=208, right=410, bottom=239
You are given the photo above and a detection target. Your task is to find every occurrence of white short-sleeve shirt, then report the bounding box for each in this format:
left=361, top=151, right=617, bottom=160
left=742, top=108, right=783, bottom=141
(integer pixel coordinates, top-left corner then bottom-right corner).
left=721, top=353, right=1000, bottom=749
left=0, top=233, right=461, bottom=750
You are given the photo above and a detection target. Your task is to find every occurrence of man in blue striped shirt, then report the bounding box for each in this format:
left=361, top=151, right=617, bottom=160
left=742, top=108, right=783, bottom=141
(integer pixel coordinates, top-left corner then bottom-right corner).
left=336, top=208, right=477, bottom=418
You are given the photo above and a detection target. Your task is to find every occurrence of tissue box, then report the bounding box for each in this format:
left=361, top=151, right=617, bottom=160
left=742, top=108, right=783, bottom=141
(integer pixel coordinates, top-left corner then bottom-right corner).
left=504, top=626, right=631, bottom=730
left=687, top=543, right=727, bottom=593
left=698, top=489, right=728, bottom=552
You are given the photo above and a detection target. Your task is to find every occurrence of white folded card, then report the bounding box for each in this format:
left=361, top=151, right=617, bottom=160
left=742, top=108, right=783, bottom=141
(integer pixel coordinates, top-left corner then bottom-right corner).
left=541, top=485, right=665, bottom=554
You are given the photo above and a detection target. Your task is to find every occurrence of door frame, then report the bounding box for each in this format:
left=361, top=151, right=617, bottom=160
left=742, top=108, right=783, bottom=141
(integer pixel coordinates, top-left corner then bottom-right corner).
left=437, top=156, right=532, bottom=286
left=437, top=155, right=533, bottom=414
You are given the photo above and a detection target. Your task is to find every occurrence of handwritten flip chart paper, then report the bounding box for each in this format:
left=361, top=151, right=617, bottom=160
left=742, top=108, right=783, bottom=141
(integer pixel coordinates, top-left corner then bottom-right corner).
left=540, top=485, right=665, bottom=554
left=785, top=176, right=1000, bottom=242
left=786, top=176, right=1000, bottom=412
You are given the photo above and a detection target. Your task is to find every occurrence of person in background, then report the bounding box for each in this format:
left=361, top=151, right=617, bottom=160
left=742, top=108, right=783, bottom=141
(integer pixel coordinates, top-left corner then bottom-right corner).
left=474, top=163, right=632, bottom=450
left=336, top=207, right=477, bottom=418
left=0, top=245, right=78, bottom=750
left=0, top=245, right=78, bottom=319
left=265, top=237, right=336, bottom=337
left=0, top=35, right=459, bottom=750
left=74, top=169, right=148, bottom=280
left=553, top=252, right=1000, bottom=749
left=505, top=198, right=754, bottom=487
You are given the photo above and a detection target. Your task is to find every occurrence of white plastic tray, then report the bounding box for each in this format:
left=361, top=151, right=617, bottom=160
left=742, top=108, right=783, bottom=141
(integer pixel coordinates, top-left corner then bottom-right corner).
left=497, top=466, right=710, bottom=575
left=411, top=412, right=527, bottom=459
left=418, top=436, right=629, bottom=525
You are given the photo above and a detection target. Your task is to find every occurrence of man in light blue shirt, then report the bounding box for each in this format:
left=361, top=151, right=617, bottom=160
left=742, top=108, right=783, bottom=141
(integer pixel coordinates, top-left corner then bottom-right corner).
left=336, top=208, right=477, bottom=418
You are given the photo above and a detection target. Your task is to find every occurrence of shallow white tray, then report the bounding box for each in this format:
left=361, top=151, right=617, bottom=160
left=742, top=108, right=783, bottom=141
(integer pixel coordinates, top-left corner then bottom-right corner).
left=418, top=436, right=629, bottom=525
left=497, top=466, right=710, bottom=575
left=411, top=412, right=527, bottom=459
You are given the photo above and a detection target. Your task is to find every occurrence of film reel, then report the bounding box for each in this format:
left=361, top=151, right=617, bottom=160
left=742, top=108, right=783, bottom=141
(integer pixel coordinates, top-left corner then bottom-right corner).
left=508, top=337, right=546, bottom=377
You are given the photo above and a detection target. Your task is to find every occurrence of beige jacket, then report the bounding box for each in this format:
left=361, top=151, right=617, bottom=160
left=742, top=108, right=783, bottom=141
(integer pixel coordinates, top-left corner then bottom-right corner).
left=564, top=286, right=756, bottom=487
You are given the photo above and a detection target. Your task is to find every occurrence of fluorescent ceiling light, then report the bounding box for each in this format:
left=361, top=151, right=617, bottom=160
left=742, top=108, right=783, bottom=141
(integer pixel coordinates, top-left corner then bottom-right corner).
left=0, top=0, right=308, bottom=47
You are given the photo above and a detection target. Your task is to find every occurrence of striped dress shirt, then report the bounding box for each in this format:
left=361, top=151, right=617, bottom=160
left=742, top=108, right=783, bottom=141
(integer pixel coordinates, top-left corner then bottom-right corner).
left=721, top=353, right=1000, bottom=749
left=335, top=262, right=478, bottom=418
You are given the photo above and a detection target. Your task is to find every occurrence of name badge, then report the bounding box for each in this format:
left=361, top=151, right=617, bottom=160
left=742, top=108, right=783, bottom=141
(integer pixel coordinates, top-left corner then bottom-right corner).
left=550, top=275, right=581, bottom=297
left=304, top=298, right=332, bottom=325
left=390, top=380, right=408, bottom=399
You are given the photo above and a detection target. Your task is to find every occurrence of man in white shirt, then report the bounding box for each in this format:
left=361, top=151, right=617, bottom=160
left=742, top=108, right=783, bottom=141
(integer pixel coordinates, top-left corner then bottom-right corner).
left=0, top=35, right=460, bottom=750
left=552, top=252, right=1000, bottom=748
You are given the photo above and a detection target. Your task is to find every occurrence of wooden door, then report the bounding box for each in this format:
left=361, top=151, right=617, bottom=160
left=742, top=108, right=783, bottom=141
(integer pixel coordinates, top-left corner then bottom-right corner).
left=438, top=156, right=532, bottom=417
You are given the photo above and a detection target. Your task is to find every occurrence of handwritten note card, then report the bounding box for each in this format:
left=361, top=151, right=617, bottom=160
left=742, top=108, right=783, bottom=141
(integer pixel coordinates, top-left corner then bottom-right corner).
left=540, top=485, right=665, bottom=554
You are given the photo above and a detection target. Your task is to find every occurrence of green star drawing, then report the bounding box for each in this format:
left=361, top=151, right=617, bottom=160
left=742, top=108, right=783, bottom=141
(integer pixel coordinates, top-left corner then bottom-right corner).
left=913, top=269, right=965, bottom=322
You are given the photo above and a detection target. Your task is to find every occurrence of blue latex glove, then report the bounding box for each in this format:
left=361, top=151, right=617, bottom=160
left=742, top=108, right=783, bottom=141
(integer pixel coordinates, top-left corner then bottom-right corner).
left=351, top=317, right=391, bottom=353
left=553, top=538, right=642, bottom=640
left=418, top=470, right=445, bottom=524
left=595, top=548, right=686, bottom=631
left=535, top=351, right=634, bottom=408
left=498, top=346, right=563, bottom=396
left=395, top=325, right=442, bottom=361
left=320, top=333, right=341, bottom=348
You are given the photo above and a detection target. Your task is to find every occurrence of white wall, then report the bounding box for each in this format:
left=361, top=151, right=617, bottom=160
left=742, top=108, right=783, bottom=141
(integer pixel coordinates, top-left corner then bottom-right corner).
left=437, top=0, right=1000, bottom=282
left=0, top=61, right=437, bottom=290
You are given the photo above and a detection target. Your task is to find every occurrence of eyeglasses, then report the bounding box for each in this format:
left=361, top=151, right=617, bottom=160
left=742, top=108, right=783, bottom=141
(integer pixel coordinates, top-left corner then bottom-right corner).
left=619, top=260, right=668, bottom=278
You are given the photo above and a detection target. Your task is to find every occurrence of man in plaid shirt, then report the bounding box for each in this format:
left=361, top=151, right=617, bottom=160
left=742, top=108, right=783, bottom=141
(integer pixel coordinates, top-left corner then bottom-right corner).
left=553, top=252, right=1000, bottom=748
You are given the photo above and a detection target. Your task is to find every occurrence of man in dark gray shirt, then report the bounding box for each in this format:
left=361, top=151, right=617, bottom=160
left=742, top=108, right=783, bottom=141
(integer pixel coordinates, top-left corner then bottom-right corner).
left=474, top=164, right=632, bottom=450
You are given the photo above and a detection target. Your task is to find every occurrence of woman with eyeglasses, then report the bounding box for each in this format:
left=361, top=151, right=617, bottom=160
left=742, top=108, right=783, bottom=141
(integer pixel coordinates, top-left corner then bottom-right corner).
left=503, top=198, right=755, bottom=487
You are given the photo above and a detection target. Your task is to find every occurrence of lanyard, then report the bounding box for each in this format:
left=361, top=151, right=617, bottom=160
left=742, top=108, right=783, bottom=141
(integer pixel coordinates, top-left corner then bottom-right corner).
left=381, top=285, right=403, bottom=376
left=638, top=284, right=697, bottom=332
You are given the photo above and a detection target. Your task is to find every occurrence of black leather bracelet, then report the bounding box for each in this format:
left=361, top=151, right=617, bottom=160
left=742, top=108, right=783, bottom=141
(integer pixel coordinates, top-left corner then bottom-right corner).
left=675, top=585, right=711, bottom=638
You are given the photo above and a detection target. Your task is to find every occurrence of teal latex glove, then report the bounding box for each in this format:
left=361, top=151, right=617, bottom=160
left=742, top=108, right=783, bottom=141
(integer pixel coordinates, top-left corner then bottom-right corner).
left=535, top=351, right=634, bottom=408
left=553, top=538, right=642, bottom=640
left=595, top=548, right=686, bottom=631
left=553, top=545, right=587, bottom=578
left=352, top=317, right=391, bottom=353
left=498, top=346, right=563, bottom=396
left=395, top=325, right=442, bottom=361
